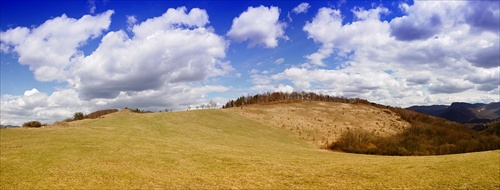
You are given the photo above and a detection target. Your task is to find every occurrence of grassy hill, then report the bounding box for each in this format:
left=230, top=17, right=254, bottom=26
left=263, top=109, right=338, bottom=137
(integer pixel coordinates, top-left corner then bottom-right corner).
left=224, top=101, right=410, bottom=148
left=229, top=101, right=499, bottom=155
left=1, top=109, right=499, bottom=189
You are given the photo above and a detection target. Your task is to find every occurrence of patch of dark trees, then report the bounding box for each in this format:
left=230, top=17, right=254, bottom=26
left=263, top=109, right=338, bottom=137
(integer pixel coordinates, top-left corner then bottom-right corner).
left=331, top=106, right=500, bottom=155
left=223, top=91, right=370, bottom=108
left=22, top=121, right=44, bottom=128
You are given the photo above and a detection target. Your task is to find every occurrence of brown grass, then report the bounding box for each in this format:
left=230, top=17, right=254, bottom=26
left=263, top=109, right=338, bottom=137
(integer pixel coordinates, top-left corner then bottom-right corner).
left=224, top=101, right=410, bottom=148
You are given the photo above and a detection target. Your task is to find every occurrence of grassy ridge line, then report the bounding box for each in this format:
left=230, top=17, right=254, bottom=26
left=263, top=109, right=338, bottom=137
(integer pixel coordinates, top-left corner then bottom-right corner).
left=1, top=110, right=499, bottom=189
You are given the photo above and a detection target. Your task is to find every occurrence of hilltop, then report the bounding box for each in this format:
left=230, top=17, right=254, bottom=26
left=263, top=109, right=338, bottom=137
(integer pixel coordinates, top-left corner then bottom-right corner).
left=224, top=101, right=410, bottom=148
left=222, top=92, right=499, bottom=155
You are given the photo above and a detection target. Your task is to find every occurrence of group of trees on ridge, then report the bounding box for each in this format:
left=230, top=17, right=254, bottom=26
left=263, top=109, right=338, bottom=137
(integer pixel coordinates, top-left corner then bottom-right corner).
left=188, top=100, right=218, bottom=110
left=223, top=91, right=370, bottom=108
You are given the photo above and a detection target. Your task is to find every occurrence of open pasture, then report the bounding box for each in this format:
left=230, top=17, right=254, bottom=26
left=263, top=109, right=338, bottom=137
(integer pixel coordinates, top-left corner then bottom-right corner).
left=1, top=109, right=498, bottom=189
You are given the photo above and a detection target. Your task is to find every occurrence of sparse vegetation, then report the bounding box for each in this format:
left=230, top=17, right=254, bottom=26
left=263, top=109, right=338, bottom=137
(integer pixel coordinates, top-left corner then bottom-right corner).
left=189, top=101, right=219, bottom=110
left=56, top=109, right=120, bottom=124
left=85, top=109, right=119, bottom=119
left=127, top=108, right=153, bottom=113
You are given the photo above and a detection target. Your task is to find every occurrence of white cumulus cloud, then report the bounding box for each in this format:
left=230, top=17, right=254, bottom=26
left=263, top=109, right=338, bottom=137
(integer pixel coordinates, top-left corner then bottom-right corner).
left=227, top=5, right=288, bottom=48
left=269, top=1, right=499, bottom=106
left=293, top=2, right=310, bottom=14
left=76, top=19, right=230, bottom=99
left=88, top=0, right=96, bottom=14
left=0, top=10, right=114, bottom=82
left=126, top=15, right=137, bottom=29
left=0, top=7, right=233, bottom=125
left=274, top=58, right=285, bottom=64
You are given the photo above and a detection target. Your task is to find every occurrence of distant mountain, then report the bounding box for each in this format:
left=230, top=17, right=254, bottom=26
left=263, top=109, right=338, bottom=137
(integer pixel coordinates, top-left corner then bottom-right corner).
left=0, top=125, right=20, bottom=128
left=408, top=102, right=500, bottom=123
left=408, top=105, right=448, bottom=116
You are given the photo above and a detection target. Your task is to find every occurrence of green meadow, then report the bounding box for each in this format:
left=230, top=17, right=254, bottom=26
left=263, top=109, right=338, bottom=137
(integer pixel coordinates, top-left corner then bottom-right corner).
left=1, top=109, right=498, bottom=189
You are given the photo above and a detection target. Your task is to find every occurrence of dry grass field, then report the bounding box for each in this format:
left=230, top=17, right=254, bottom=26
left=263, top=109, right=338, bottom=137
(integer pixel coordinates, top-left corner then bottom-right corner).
left=1, top=108, right=498, bottom=189
left=226, top=101, right=410, bottom=147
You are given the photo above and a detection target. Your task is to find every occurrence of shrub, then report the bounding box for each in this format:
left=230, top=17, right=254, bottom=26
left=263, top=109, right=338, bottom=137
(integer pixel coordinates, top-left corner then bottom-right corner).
left=330, top=128, right=377, bottom=154
left=74, top=112, right=85, bottom=120
left=22, top=121, right=42, bottom=128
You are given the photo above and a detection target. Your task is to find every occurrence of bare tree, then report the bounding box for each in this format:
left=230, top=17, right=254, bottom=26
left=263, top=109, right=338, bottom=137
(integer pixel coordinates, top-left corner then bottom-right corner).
left=208, top=100, right=217, bottom=109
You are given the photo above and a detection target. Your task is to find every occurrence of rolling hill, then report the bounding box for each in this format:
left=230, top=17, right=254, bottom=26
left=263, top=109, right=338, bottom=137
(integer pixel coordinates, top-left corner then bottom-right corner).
left=224, top=101, right=410, bottom=148
left=226, top=101, right=499, bottom=155
left=1, top=107, right=499, bottom=189
left=408, top=102, right=500, bottom=123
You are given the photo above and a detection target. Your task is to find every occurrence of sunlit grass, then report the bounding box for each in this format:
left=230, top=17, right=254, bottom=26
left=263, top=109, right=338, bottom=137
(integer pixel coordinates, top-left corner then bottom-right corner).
left=1, top=109, right=498, bottom=189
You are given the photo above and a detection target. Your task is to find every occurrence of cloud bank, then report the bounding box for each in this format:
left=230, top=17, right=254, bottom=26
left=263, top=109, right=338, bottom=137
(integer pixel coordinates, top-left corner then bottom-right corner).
left=1, top=7, right=232, bottom=125
left=253, top=1, right=499, bottom=106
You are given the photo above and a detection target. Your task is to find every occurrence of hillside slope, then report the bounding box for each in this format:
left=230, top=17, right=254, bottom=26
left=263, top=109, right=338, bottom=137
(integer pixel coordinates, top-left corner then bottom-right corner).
left=224, top=101, right=410, bottom=147
left=1, top=109, right=498, bottom=189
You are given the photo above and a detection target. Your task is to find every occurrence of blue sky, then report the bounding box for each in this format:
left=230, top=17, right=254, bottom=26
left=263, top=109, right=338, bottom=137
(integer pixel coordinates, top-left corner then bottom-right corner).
left=1, top=0, right=499, bottom=125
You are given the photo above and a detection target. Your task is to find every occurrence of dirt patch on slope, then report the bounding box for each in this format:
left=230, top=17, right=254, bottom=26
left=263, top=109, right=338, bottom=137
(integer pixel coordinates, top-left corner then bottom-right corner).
left=223, top=101, right=410, bottom=148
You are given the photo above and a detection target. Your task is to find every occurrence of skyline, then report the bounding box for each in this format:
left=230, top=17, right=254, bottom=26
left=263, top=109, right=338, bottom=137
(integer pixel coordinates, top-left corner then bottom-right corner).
left=1, top=0, right=499, bottom=125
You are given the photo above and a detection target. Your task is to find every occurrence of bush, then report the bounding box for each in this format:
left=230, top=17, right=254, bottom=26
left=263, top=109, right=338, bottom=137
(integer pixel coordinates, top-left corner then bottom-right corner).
left=74, top=112, right=85, bottom=120
left=330, top=128, right=377, bottom=154
left=22, top=121, right=42, bottom=128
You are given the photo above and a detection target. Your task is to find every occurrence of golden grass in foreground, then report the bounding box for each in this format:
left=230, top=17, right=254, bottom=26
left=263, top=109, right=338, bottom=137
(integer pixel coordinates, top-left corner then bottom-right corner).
left=1, top=110, right=499, bottom=189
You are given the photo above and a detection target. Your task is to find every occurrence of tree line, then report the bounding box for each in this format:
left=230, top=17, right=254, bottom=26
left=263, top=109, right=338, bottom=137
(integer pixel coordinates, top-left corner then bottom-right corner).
left=188, top=100, right=218, bottom=110
left=223, top=91, right=370, bottom=108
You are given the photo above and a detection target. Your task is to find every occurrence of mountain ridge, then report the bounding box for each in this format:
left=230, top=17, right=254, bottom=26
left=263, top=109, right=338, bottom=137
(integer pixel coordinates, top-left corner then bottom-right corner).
left=408, top=102, right=500, bottom=123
